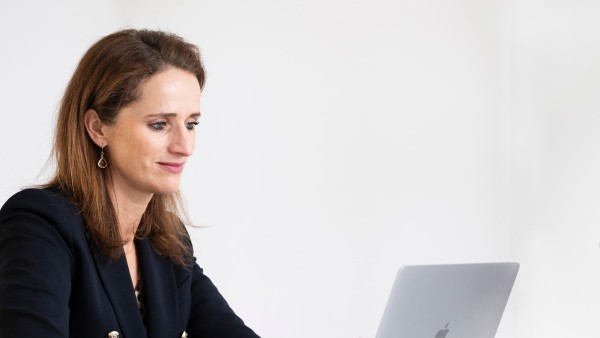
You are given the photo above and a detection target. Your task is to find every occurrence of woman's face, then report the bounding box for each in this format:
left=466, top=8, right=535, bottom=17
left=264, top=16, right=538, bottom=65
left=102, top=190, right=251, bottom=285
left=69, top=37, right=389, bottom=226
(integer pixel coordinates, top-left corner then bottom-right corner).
left=102, top=67, right=201, bottom=200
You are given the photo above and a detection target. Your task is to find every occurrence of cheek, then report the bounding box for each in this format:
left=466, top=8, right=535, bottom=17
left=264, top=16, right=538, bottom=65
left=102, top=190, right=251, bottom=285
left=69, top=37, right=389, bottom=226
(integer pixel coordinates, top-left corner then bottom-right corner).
left=190, top=133, right=197, bottom=152
left=129, top=138, right=161, bottom=164
left=111, top=131, right=159, bottom=165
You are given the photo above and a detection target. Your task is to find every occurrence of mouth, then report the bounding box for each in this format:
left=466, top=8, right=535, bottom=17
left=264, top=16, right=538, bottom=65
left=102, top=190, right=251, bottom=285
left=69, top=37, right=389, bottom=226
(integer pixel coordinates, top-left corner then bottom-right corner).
left=157, top=162, right=186, bottom=174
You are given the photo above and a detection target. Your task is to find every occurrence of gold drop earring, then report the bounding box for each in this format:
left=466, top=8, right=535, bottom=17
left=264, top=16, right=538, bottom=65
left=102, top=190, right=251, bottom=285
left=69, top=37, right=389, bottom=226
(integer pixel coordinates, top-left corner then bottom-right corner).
left=97, top=146, right=107, bottom=169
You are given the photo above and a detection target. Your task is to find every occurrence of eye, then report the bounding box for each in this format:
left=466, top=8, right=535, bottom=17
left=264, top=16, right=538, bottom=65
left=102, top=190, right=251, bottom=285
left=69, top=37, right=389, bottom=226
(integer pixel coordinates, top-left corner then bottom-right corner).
left=186, top=120, right=200, bottom=130
left=149, top=121, right=168, bottom=131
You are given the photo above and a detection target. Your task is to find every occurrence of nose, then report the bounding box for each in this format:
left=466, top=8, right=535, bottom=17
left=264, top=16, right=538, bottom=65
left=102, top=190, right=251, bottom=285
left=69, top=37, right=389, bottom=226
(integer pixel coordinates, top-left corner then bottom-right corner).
left=168, top=125, right=195, bottom=157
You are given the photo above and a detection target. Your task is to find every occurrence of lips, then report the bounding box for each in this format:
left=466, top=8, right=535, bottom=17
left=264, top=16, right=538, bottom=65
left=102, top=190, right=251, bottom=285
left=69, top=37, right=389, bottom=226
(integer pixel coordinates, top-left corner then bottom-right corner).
left=157, top=162, right=186, bottom=174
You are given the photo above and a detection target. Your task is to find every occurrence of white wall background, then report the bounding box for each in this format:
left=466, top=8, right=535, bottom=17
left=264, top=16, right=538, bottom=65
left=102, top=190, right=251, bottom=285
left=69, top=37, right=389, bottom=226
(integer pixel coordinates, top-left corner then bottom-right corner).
left=1, top=1, right=599, bottom=337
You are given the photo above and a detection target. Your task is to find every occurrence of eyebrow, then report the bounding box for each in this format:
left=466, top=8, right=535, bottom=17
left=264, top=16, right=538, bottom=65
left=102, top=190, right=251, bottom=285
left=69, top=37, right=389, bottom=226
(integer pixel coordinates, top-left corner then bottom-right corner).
left=146, top=112, right=201, bottom=118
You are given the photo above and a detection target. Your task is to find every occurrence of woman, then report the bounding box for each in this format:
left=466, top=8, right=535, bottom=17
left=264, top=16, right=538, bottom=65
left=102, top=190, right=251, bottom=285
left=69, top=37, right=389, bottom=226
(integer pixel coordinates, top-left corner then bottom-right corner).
left=0, top=29, right=260, bottom=338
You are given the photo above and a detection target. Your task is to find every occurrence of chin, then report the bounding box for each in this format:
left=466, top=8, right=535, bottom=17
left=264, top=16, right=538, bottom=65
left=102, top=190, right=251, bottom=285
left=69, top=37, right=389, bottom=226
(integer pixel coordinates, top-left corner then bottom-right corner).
left=149, top=183, right=181, bottom=195
left=155, top=187, right=180, bottom=195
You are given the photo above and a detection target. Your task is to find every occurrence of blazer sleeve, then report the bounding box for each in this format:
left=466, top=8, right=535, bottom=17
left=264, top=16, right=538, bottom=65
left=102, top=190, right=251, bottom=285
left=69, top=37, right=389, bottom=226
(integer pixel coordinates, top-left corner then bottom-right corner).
left=186, top=261, right=260, bottom=338
left=0, top=189, right=73, bottom=337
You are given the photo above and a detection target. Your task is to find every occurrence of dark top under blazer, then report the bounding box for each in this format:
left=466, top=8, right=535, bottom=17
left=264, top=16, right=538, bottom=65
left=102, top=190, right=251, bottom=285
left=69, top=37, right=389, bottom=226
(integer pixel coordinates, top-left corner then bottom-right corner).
left=0, top=188, right=260, bottom=338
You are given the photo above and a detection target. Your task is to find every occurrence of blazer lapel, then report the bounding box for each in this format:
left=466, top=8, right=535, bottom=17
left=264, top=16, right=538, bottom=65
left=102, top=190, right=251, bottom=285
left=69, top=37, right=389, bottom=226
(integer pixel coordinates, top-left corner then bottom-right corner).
left=136, top=238, right=179, bottom=338
left=90, top=241, right=148, bottom=338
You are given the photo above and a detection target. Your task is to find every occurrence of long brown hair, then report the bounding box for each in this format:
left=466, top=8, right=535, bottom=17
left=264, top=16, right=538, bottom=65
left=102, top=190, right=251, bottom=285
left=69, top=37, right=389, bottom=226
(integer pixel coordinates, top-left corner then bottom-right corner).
left=46, top=29, right=205, bottom=266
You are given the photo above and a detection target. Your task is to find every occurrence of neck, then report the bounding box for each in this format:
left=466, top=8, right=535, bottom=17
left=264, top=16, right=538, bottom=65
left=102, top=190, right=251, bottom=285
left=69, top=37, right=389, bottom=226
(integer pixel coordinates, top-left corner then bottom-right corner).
left=106, top=181, right=153, bottom=244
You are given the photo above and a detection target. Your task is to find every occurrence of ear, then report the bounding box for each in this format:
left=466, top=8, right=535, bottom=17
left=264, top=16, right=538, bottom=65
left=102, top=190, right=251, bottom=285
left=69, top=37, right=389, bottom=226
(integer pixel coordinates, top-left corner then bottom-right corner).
left=84, top=109, right=109, bottom=147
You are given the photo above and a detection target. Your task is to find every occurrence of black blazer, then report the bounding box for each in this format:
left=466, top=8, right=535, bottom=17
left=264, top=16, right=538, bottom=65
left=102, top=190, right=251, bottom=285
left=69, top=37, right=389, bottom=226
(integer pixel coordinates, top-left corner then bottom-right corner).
left=0, top=188, right=260, bottom=338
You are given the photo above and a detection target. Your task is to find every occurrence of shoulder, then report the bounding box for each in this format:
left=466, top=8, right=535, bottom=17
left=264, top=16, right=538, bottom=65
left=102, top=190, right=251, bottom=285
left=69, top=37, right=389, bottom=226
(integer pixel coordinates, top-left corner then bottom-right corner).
left=0, top=187, right=84, bottom=248
left=3, top=186, right=64, bottom=206
left=1, top=187, right=79, bottom=222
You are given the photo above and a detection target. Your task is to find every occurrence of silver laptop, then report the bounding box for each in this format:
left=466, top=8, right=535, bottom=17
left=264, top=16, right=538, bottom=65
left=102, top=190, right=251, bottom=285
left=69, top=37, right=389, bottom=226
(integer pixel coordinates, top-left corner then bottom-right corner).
left=376, top=262, right=519, bottom=338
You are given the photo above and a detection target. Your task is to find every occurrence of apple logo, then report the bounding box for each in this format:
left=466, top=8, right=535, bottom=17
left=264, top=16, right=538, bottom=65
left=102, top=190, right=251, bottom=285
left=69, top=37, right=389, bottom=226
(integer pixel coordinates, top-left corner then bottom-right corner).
left=434, top=322, right=450, bottom=338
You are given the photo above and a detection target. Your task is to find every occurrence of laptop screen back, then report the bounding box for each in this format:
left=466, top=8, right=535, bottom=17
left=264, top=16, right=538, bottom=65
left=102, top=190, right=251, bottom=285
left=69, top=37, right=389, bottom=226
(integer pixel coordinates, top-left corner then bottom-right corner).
left=376, top=262, right=519, bottom=338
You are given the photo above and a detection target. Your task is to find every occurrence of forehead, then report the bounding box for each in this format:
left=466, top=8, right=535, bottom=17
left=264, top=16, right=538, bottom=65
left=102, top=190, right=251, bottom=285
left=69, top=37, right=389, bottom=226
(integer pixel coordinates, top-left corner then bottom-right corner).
left=125, top=68, right=201, bottom=117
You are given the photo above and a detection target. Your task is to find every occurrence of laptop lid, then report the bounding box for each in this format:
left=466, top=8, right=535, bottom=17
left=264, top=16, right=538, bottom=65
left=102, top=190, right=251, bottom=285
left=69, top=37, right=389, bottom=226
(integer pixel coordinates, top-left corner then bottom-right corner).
left=376, top=262, right=519, bottom=338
